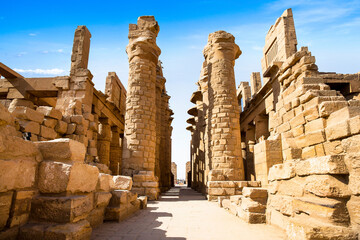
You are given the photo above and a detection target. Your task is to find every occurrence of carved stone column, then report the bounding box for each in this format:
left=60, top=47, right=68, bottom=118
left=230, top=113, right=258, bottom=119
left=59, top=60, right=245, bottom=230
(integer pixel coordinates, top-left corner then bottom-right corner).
left=203, top=31, right=245, bottom=183
left=122, top=16, right=161, bottom=200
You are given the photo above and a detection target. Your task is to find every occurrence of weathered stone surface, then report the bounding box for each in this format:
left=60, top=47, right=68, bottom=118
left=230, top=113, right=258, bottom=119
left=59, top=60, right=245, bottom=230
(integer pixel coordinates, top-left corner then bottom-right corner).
left=327, top=106, right=360, bottom=127
left=207, top=181, right=236, bottom=188
left=238, top=210, right=266, bottom=224
left=113, top=176, right=133, bottom=190
left=42, top=118, right=57, bottom=128
left=94, top=192, right=112, bottom=208
left=268, top=162, right=296, bottom=181
left=286, top=215, right=358, bottom=240
left=36, top=106, right=62, bottom=120
left=11, top=106, right=44, bottom=123
left=293, top=196, right=350, bottom=226
left=55, top=120, right=68, bottom=134
left=19, top=220, right=92, bottom=240
left=242, top=187, right=268, bottom=199
left=138, top=196, right=147, bottom=209
left=344, top=154, right=360, bottom=195
left=97, top=173, right=115, bottom=192
left=0, top=192, right=13, bottom=230
left=304, top=175, right=351, bottom=198
left=241, top=198, right=266, bottom=213
left=0, top=126, right=41, bottom=161
left=208, top=188, right=235, bottom=196
left=38, top=161, right=99, bottom=194
left=31, top=195, right=92, bottom=223
left=35, top=138, right=86, bottom=162
left=0, top=159, right=37, bottom=192
left=40, top=125, right=57, bottom=139
left=295, top=155, right=348, bottom=176
left=18, top=120, right=40, bottom=134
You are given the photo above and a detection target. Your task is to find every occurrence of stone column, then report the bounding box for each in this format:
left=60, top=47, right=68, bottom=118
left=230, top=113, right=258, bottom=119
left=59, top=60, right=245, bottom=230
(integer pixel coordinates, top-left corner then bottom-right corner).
left=122, top=16, right=161, bottom=200
left=254, top=114, right=269, bottom=142
left=203, top=31, right=245, bottom=182
left=109, top=126, right=121, bottom=175
left=97, top=118, right=111, bottom=167
left=250, top=72, right=262, bottom=96
left=245, top=124, right=256, bottom=180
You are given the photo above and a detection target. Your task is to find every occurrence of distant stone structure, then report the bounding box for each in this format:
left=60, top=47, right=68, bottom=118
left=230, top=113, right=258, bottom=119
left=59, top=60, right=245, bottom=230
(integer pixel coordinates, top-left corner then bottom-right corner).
left=186, top=161, right=191, bottom=185
left=0, top=16, right=172, bottom=239
left=171, top=162, right=177, bottom=183
left=188, top=8, right=360, bottom=239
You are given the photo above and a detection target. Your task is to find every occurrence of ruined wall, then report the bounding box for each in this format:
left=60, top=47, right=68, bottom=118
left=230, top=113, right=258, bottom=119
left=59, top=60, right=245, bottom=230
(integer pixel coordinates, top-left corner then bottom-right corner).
left=237, top=8, right=360, bottom=239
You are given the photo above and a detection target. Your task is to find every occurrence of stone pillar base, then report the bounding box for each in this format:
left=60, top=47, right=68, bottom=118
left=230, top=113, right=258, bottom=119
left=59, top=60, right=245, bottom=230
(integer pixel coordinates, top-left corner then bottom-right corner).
left=206, top=180, right=261, bottom=202
left=132, top=171, right=160, bottom=200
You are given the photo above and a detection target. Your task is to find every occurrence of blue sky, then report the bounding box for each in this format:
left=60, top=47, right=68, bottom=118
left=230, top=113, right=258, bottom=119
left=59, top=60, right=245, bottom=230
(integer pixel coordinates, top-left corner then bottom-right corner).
left=1, top=0, right=359, bottom=179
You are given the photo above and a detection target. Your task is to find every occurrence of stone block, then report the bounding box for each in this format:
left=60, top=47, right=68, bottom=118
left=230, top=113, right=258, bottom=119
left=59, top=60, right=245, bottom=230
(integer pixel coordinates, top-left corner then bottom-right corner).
left=35, top=138, right=86, bottom=162
left=36, top=106, right=62, bottom=120
left=113, top=176, right=133, bottom=190
left=40, top=125, right=57, bottom=139
left=31, top=195, right=92, bottom=223
left=0, top=104, right=15, bottom=126
left=0, top=227, right=19, bottom=240
left=295, top=155, right=348, bottom=176
left=327, top=106, right=360, bottom=127
left=286, top=215, right=358, bottom=240
left=304, top=175, right=351, bottom=198
left=55, top=120, right=68, bottom=135
left=344, top=154, right=360, bottom=195
left=241, top=198, right=266, bottom=213
left=0, top=192, right=13, bottom=230
left=71, top=115, right=85, bottom=125
left=293, top=196, right=350, bottom=226
left=304, top=118, right=325, bottom=134
left=238, top=210, right=266, bottom=224
left=138, top=196, right=147, bottom=209
left=42, top=118, right=57, bottom=128
left=268, top=162, right=296, bottom=181
left=12, top=106, right=44, bottom=123
left=18, top=120, right=40, bottom=135
left=208, top=187, right=235, bottom=196
left=319, top=101, right=348, bottom=118
left=19, top=220, right=92, bottom=240
left=268, top=177, right=305, bottom=197
left=0, top=159, right=37, bottom=192
left=38, top=162, right=99, bottom=194
left=229, top=195, right=242, bottom=205
left=242, top=187, right=268, bottom=199
left=7, top=190, right=35, bottom=228
left=347, top=196, right=360, bottom=228
left=267, top=194, right=293, bottom=216
left=66, top=123, right=76, bottom=134
left=295, top=130, right=325, bottom=148
left=104, top=205, right=130, bottom=222
left=94, top=192, right=112, bottom=208
left=207, top=181, right=236, bottom=188
left=325, top=120, right=350, bottom=141
left=86, top=207, right=105, bottom=228
left=96, top=173, right=115, bottom=192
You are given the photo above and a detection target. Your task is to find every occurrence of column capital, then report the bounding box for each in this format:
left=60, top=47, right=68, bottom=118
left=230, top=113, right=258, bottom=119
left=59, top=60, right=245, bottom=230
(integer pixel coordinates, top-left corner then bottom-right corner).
left=203, top=31, right=241, bottom=64
left=126, top=16, right=161, bottom=63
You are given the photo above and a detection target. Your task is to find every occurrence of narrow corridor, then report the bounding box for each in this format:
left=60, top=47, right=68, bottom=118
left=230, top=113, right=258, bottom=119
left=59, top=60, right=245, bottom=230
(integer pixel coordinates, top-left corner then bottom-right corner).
left=91, top=187, right=286, bottom=240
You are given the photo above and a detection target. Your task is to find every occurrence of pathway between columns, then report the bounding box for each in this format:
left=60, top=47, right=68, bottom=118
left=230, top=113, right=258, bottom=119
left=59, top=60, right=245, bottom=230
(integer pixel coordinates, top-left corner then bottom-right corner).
left=91, top=187, right=286, bottom=240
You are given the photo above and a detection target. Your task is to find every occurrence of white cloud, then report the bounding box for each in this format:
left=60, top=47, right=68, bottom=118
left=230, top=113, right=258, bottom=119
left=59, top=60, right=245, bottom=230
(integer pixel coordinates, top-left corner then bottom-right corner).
left=14, top=68, right=65, bottom=75
left=41, top=49, right=64, bottom=54
left=16, top=52, right=27, bottom=57
left=252, top=46, right=263, bottom=51
left=29, top=33, right=37, bottom=36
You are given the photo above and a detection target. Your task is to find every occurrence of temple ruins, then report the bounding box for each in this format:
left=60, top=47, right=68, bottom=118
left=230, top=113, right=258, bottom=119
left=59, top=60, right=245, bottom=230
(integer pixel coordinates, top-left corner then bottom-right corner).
left=187, top=8, right=360, bottom=239
left=0, top=7, right=359, bottom=240
left=0, top=16, right=173, bottom=239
